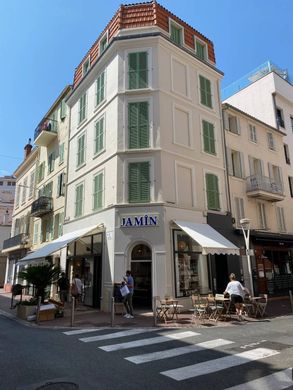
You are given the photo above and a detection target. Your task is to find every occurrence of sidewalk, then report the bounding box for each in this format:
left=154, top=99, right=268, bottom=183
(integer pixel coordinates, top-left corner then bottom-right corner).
left=0, top=289, right=292, bottom=330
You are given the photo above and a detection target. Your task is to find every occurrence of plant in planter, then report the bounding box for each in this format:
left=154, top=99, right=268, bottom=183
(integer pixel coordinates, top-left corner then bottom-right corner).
left=18, top=264, right=61, bottom=303
left=16, top=298, right=38, bottom=320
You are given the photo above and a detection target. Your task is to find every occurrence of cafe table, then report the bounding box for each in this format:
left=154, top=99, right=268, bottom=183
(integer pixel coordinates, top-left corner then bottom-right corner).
left=159, top=299, right=183, bottom=322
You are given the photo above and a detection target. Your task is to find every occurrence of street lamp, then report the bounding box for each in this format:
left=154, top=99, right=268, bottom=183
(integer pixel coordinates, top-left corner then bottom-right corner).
left=240, top=218, right=254, bottom=296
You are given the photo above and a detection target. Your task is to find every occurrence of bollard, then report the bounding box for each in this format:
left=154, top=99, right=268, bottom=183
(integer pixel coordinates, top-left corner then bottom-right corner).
left=36, top=296, right=41, bottom=325
left=289, top=290, right=293, bottom=313
left=153, top=296, right=157, bottom=327
left=71, top=297, right=75, bottom=327
left=111, top=297, right=115, bottom=327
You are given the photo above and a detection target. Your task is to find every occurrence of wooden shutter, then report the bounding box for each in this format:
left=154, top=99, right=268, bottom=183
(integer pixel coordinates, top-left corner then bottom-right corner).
left=226, top=148, right=233, bottom=176
left=128, top=162, right=150, bottom=203
left=203, top=120, right=215, bottom=154
left=128, top=53, right=138, bottom=90
left=93, top=173, right=103, bottom=209
left=95, top=118, right=104, bottom=154
left=138, top=52, right=148, bottom=88
left=239, top=152, right=245, bottom=178
left=206, top=173, right=220, bottom=210
left=60, top=99, right=66, bottom=120
left=96, top=72, right=105, bottom=105
left=128, top=102, right=149, bottom=149
left=75, top=184, right=83, bottom=217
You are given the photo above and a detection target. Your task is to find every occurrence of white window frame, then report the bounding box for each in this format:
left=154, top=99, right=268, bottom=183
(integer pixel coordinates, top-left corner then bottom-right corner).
left=92, top=169, right=105, bottom=211
left=169, top=18, right=184, bottom=46
left=194, top=36, right=208, bottom=61
left=93, top=114, right=106, bottom=157
left=249, top=123, right=257, bottom=143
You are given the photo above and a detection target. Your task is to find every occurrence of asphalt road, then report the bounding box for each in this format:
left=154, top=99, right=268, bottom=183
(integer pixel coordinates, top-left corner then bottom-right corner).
left=1, top=315, right=293, bottom=390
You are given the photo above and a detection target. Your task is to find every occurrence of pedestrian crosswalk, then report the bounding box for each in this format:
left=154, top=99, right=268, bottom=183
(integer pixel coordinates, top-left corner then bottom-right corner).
left=63, top=327, right=292, bottom=388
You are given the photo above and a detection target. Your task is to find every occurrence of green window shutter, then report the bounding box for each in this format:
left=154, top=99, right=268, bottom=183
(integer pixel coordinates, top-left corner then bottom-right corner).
left=93, top=173, right=104, bottom=210
left=79, top=94, right=87, bottom=123
left=128, top=102, right=149, bottom=149
left=128, top=162, right=150, bottom=203
left=206, top=173, right=220, bottom=210
left=199, top=75, right=212, bottom=108
left=171, top=24, right=182, bottom=45
left=77, top=135, right=85, bottom=166
left=95, top=117, right=104, bottom=154
left=60, top=99, right=67, bottom=120
left=128, top=52, right=148, bottom=90
left=96, top=71, right=105, bottom=105
left=196, top=41, right=206, bottom=60
left=59, top=143, right=64, bottom=163
left=58, top=212, right=64, bottom=237
left=202, top=120, right=215, bottom=154
left=75, top=184, right=84, bottom=217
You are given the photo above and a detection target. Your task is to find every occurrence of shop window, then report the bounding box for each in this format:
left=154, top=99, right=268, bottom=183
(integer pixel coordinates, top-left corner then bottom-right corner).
left=93, top=234, right=103, bottom=254
left=173, top=230, right=202, bottom=298
left=76, top=235, right=92, bottom=255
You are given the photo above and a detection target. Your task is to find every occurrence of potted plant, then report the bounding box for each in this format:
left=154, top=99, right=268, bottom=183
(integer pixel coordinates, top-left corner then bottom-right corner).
left=16, top=298, right=38, bottom=320
left=18, top=263, right=61, bottom=303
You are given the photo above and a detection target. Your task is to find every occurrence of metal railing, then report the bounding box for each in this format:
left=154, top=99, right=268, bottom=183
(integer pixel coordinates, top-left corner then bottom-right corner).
left=246, top=175, right=283, bottom=195
left=31, top=196, right=53, bottom=216
left=34, top=117, right=58, bottom=141
left=3, top=233, right=27, bottom=250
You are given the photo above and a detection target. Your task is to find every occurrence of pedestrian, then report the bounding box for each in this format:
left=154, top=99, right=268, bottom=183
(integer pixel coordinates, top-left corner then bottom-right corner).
left=57, top=272, right=69, bottom=304
left=224, top=273, right=249, bottom=321
left=122, top=270, right=134, bottom=319
left=71, top=274, right=84, bottom=306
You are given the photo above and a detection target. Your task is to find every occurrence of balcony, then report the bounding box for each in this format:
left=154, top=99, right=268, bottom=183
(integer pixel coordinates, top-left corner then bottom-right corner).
left=34, top=117, right=58, bottom=146
left=246, top=175, right=285, bottom=202
left=31, top=196, right=53, bottom=217
left=2, top=233, right=29, bottom=253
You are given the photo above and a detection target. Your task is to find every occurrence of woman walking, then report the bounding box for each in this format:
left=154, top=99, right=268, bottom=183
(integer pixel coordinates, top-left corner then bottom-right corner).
left=224, top=273, right=249, bottom=321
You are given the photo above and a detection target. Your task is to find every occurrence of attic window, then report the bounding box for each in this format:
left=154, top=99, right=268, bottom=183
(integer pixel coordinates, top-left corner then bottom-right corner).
left=170, top=20, right=183, bottom=46
left=83, top=58, right=90, bottom=76
left=100, top=33, right=108, bottom=54
left=195, top=38, right=207, bottom=60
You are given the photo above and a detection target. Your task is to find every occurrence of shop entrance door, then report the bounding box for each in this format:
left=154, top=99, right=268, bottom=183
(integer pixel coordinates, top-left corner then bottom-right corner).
left=131, top=244, right=152, bottom=308
left=215, top=254, right=228, bottom=293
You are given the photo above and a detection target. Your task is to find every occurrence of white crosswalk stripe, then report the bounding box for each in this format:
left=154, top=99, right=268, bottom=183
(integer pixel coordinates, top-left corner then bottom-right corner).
left=161, top=348, right=280, bottom=381
left=63, top=328, right=108, bottom=336
left=79, top=328, right=157, bottom=343
left=125, top=338, right=234, bottom=364
left=224, top=368, right=293, bottom=390
left=99, top=331, right=199, bottom=352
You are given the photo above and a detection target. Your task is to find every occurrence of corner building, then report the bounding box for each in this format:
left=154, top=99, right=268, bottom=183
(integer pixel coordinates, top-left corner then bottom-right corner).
left=63, top=1, right=239, bottom=310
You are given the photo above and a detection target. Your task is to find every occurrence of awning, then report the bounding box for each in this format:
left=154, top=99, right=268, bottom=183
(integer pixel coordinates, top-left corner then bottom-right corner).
left=174, top=220, right=239, bottom=255
left=18, top=225, right=101, bottom=264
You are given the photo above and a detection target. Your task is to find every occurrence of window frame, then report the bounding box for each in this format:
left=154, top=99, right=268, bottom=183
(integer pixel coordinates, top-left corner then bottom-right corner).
left=202, top=119, right=216, bottom=155
left=276, top=206, right=286, bottom=232
left=128, top=101, right=150, bottom=149
left=249, top=124, right=257, bottom=143
left=128, top=161, right=151, bottom=204
left=169, top=18, right=184, bottom=46
left=257, top=202, right=267, bottom=230
left=198, top=74, right=213, bottom=109
left=78, top=92, right=87, bottom=125
left=127, top=51, right=149, bottom=90
left=96, top=70, right=106, bottom=107
left=94, top=115, right=105, bottom=156
left=99, top=31, right=108, bottom=54
left=76, top=132, right=86, bottom=168
left=92, top=170, right=104, bottom=211
left=82, top=57, right=90, bottom=76
left=267, top=132, right=275, bottom=151
left=75, top=182, right=84, bottom=218
left=205, top=172, right=221, bottom=211
left=195, top=37, right=207, bottom=61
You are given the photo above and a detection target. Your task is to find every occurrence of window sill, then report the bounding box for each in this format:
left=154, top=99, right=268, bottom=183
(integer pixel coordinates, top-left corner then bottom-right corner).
left=125, top=88, right=152, bottom=94
left=77, top=118, right=87, bottom=129
left=93, top=149, right=106, bottom=160
left=94, top=99, right=107, bottom=113
left=75, top=162, right=86, bottom=172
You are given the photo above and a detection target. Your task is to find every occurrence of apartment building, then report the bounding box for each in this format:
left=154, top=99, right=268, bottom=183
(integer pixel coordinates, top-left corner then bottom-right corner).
left=46, top=1, right=240, bottom=310
left=2, top=144, right=38, bottom=291
left=223, top=103, right=293, bottom=296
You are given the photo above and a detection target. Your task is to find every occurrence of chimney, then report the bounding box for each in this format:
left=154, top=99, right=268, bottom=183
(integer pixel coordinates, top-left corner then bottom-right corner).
left=24, top=138, right=32, bottom=159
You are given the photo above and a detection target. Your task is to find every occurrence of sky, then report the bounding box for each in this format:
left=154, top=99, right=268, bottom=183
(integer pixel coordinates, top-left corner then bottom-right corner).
left=0, top=0, right=292, bottom=176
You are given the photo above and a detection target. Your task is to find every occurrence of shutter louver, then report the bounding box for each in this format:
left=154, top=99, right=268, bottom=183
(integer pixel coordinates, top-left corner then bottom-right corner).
left=128, top=162, right=150, bottom=203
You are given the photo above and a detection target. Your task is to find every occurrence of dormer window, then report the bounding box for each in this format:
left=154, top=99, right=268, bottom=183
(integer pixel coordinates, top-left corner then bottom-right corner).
left=170, top=20, right=183, bottom=46
left=195, top=38, right=207, bottom=60
left=83, top=58, right=90, bottom=76
left=100, top=33, right=108, bottom=54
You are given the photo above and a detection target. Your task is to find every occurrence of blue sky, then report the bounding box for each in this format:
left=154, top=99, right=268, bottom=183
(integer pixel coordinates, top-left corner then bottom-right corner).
left=1, top=0, right=292, bottom=175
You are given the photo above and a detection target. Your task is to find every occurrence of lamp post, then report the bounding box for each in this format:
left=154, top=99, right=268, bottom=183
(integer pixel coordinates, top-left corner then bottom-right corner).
left=240, top=218, right=254, bottom=296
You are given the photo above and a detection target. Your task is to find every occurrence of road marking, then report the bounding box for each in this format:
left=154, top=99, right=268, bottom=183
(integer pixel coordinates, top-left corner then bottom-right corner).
left=125, top=338, right=234, bottom=364
left=63, top=328, right=107, bottom=336
left=161, top=348, right=280, bottom=381
left=79, top=328, right=157, bottom=343
left=100, top=331, right=200, bottom=352
left=224, top=368, right=293, bottom=390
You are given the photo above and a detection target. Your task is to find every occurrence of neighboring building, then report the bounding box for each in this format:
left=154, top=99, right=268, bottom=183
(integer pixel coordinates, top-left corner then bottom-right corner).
left=2, top=143, right=38, bottom=291
left=54, top=1, right=239, bottom=311
left=223, top=103, right=293, bottom=296
left=0, top=176, right=15, bottom=286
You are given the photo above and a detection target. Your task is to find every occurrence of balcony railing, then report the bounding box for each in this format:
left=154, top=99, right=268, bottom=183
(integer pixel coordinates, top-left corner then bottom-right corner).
left=3, top=233, right=28, bottom=251
left=31, top=196, right=53, bottom=217
left=246, top=175, right=285, bottom=202
left=34, top=117, right=58, bottom=146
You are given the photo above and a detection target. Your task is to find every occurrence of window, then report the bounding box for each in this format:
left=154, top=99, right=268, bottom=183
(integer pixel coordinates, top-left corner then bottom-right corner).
left=173, top=230, right=201, bottom=298
left=14, top=219, right=20, bottom=235
left=276, top=207, right=286, bottom=232
left=257, top=203, right=267, bottom=229
left=44, top=216, right=53, bottom=242
left=276, top=107, right=285, bottom=128
left=202, top=120, right=215, bottom=155
left=29, top=171, right=35, bottom=198
left=234, top=197, right=245, bottom=227
left=100, top=35, right=108, bottom=53
left=205, top=173, right=220, bottom=211
left=33, top=222, right=39, bottom=244
left=15, top=185, right=20, bottom=207
left=96, top=71, right=105, bottom=106
left=93, top=172, right=104, bottom=210
left=58, top=212, right=64, bottom=237
left=94, top=116, right=105, bottom=155
left=199, top=75, right=212, bottom=108
left=48, top=152, right=55, bottom=174
left=227, top=114, right=239, bottom=134
left=195, top=39, right=207, bottom=60
left=249, top=124, right=257, bottom=143
left=0, top=181, right=3, bottom=185
left=284, top=144, right=290, bottom=164
left=22, top=178, right=27, bottom=204
left=248, top=156, right=263, bottom=176
left=267, top=132, right=275, bottom=150
left=7, top=182, right=11, bottom=186
left=290, top=116, right=293, bottom=133
left=289, top=176, right=293, bottom=197
left=128, top=52, right=148, bottom=90
left=128, top=162, right=150, bottom=203
left=60, top=99, right=67, bottom=120
left=227, top=149, right=244, bottom=178
left=50, top=110, right=58, bottom=132
left=37, top=162, right=45, bottom=183
left=78, top=93, right=87, bottom=124
left=83, top=58, right=90, bottom=75
left=57, top=173, right=65, bottom=197
left=170, top=22, right=183, bottom=45
left=128, top=102, right=149, bottom=149
left=75, top=183, right=84, bottom=217
left=77, top=133, right=86, bottom=167
left=39, top=181, right=52, bottom=198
